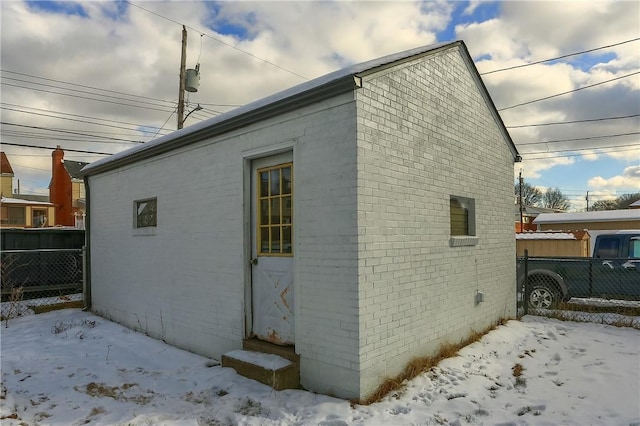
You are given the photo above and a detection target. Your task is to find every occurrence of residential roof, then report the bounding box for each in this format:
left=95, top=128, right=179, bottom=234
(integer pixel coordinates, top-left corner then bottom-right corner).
left=0, top=152, right=14, bottom=175
left=81, top=40, right=519, bottom=177
left=15, top=194, right=50, bottom=203
left=630, top=199, right=640, bottom=208
left=534, top=209, right=640, bottom=224
left=1, top=196, right=53, bottom=206
left=516, top=230, right=590, bottom=240
left=63, top=160, right=90, bottom=179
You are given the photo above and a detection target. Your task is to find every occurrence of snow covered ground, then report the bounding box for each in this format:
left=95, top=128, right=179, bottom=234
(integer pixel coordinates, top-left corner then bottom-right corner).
left=1, top=308, right=639, bottom=425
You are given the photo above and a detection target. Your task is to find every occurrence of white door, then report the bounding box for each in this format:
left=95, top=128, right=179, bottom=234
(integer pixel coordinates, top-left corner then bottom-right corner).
left=251, top=153, right=294, bottom=345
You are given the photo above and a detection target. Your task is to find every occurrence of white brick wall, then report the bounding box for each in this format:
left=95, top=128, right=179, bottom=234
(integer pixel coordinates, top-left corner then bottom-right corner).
left=354, top=46, right=516, bottom=398
left=89, top=93, right=362, bottom=397
left=88, top=43, right=516, bottom=401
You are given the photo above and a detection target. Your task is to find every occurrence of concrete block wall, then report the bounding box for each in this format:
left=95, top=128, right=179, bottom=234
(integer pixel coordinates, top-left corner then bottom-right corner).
left=354, top=45, right=517, bottom=398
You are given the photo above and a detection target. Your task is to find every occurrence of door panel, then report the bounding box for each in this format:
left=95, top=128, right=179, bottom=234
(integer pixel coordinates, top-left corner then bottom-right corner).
left=251, top=154, right=294, bottom=345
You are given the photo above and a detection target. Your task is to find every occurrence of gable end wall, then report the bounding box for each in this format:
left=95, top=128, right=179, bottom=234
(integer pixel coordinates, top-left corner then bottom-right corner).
left=355, top=45, right=517, bottom=399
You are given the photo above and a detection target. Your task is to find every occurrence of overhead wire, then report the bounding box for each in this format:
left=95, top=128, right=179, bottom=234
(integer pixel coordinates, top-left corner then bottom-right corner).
left=497, top=71, right=640, bottom=111
left=506, top=114, right=640, bottom=128
left=516, top=131, right=640, bottom=146
left=480, top=37, right=640, bottom=75
left=123, top=0, right=308, bottom=80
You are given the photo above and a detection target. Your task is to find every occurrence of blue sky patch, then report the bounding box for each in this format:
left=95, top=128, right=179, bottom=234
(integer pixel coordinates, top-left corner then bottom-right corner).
left=437, top=1, right=501, bottom=42
left=203, top=2, right=256, bottom=40
left=25, top=1, right=88, bottom=17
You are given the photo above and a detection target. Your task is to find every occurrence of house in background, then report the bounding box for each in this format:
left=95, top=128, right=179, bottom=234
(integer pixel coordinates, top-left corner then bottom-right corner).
left=534, top=209, right=640, bottom=254
left=1, top=152, right=56, bottom=228
left=80, top=41, right=520, bottom=400
left=0, top=196, right=55, bottom=228
left=515, top=201, right=564, bottom=232
left=49, top=146, right=88, bottom=228
left=1, top=152, right=14, bottom=198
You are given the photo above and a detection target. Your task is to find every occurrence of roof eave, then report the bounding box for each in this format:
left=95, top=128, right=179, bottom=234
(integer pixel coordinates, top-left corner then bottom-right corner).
left=81, top=75, right=360, bottom=177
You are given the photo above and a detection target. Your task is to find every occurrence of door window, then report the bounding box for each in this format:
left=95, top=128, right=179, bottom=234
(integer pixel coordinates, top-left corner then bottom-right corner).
left=257, top=163, right=292, bottom=255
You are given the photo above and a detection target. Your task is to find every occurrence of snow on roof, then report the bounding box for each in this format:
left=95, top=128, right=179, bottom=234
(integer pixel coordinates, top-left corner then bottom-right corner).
left=1, top=196, right=53, bottom=206
left=82, top=42, right=453, bottom=176
left=533, top=209, right=640, bottom=224
left=630, top=199, right=640, bottom=207
left=81, top=40, right=517, bottom=177
left=516, top=232, right=577, bottom=240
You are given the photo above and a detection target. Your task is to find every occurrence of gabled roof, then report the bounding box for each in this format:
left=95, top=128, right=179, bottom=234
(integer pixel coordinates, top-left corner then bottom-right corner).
left=1, top=152, right=14, bottom=175
left=63, top=160, right=90, bottom=179
left=81, top=40, right=519, bottom=177
left=534, top=209, right=640, bottom=224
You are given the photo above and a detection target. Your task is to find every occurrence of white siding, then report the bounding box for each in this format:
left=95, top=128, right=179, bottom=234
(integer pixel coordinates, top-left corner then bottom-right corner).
left=354, top=46, right=516, bottom=398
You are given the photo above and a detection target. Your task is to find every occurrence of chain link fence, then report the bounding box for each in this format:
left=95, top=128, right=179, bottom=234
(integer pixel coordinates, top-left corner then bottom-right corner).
left=517, top=254, right=640, bottom=329
left=1, top=248, right=84, bottom=320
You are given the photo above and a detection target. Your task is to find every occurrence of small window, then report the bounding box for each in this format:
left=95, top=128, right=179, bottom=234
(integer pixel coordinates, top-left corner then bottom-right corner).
left=1, top=206, right=26, bottom=225
left=630, top=238, right=640, bottom=259
left=135, top=198, right=157, bottom=228
left=449, top=195, right=478, bottom=247
left=257, top=163, right=293, bottom=256
left=450, top=196, right=475, bottom=236
left=595, top=237, right=619, bottom=258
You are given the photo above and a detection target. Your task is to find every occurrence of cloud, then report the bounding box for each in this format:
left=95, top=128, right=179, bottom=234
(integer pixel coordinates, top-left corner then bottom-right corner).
left=0, top=0, right=638, bottom=198
left=588, top=165, right=640, bottom=189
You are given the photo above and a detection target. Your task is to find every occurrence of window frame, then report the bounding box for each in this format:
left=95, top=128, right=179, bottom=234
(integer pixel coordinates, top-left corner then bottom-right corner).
left=256, top=162, right=293, bottom=257
left=449, top=195, right=479, bottom=247
left=134, top=197, right=157, bottom=230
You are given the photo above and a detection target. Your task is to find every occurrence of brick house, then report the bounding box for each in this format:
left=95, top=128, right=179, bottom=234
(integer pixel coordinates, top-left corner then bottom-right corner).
left=80, top=41, right=520, bottom=400
left=1, top=152, right=56, bottom=228
left=49, top=146, right=88, bottom=227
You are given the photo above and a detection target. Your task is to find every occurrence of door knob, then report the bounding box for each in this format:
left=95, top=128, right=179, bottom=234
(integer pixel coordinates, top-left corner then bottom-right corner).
left=250, top=258, right=258, bottom=265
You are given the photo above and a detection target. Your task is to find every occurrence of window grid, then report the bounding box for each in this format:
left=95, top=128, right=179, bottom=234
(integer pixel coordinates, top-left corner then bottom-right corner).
left=257, top=163, right=293, bottom=256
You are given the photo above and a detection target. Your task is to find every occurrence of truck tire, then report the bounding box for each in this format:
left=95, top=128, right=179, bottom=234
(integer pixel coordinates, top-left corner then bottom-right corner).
left=528, top=282, right=560, bottom=310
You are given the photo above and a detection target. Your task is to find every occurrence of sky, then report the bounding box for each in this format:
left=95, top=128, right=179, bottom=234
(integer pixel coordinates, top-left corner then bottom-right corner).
left=1, top=307, right=638, bottom=425
left=0, top=0, right=639, bottom=211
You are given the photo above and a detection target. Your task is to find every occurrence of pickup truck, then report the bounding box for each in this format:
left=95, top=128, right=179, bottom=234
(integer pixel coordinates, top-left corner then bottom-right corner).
left=522, top=231, right=640, bottom=309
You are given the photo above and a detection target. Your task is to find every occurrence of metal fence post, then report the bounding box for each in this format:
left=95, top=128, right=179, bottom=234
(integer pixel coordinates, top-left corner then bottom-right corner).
left=523, top=249, right=529, bottom=316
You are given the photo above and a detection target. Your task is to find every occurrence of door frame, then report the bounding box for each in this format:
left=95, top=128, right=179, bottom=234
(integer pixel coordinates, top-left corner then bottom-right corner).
left=242, top=141, right=297, bottom=341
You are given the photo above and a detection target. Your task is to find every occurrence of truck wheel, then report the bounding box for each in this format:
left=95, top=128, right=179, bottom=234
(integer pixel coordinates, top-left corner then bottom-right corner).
left=528, top=284, right=560, bottom=310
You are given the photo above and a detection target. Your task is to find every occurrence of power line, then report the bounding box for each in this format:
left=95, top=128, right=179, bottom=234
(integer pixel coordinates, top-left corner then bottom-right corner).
left=0, top=142, right=112, bottom=156
left=1, top=69, right=178, bottom=106
left=506, top=114, right=640, bottom=128
left=1, top=122, right=144, bottom=143
left=1, top=103, right=171, bottom=135
left=480, top=37, right=640, bottom=75
left=517, top=131, right=640, bottom=146
left=522, top=145, right=640, bottom=159
left=124, top=0, right=308, bottom=81
left=1, top=82, right=176, bottom=113
left=498, top=71, right=640, bottom=111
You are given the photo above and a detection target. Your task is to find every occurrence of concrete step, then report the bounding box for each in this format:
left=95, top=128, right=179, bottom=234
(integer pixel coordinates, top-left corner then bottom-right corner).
left=221, top=349, right=300, bottom=390
left=242, top=338, right=299, bottom=363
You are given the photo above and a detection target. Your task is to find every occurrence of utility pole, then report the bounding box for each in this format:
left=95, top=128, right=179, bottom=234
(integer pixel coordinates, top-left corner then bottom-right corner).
left=177, top=25, right=187, bottom=130
left=518, top=170, right=524, bottom=232
left=586, top=191, right=589, bottom=211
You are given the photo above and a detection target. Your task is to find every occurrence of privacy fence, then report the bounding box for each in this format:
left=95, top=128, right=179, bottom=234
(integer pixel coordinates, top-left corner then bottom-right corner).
left=518, top=253, right=640, bottom=329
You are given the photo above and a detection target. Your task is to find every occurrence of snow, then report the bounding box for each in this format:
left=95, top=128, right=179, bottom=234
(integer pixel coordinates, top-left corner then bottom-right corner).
left=516, top=232, right=576, bottom=240
left=1, top=309, right=639, bottom=425
left=80, top=41, right=454, bottom=176
left=0, top=197, right=53, bottom=206
left=534, top=209, right=640, bottom=224
left=225, top=350, right=291, bottom=370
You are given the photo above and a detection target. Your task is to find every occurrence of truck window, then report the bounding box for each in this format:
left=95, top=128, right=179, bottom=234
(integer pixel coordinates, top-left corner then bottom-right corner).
left=630, top=238, right=640, bottom=259
left=594, top=237, right=619, bottom=258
